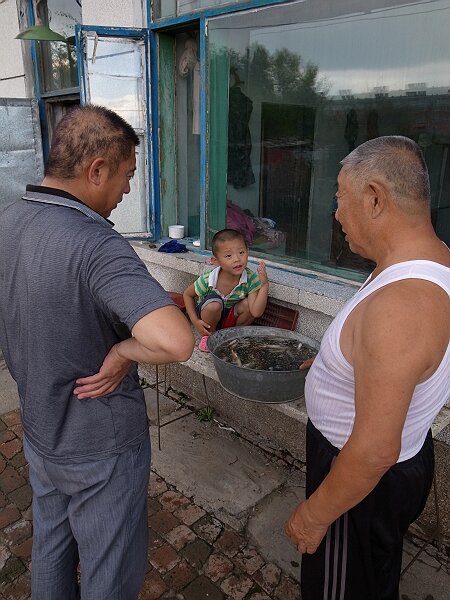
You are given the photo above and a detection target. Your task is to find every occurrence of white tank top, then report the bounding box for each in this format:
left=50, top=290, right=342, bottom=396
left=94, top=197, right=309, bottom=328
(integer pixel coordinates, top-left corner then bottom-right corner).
left=305, top=260, right=450, bottom=461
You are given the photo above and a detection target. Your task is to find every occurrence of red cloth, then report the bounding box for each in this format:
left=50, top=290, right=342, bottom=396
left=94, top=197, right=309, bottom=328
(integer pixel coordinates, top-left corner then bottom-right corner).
left=221, top=308, right=239, bottom=329
left=226, top=199, right=256, bottom=244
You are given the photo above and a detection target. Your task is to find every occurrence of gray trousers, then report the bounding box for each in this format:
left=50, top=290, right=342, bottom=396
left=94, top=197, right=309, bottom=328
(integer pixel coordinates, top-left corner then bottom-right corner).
left=24, top=434, right=151, bottom=600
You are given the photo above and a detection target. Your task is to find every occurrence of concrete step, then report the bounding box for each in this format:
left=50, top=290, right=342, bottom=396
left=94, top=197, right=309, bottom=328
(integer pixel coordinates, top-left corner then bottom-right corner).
left=139, top=352, right=450, bottom=548
left=140, top=353, right=309, bottom=464
left=144, top=389, right=450, bottom=597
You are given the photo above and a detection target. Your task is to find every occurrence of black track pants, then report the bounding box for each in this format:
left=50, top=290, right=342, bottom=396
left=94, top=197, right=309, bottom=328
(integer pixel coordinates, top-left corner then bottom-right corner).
left=301, top=420, right=434, bottom=600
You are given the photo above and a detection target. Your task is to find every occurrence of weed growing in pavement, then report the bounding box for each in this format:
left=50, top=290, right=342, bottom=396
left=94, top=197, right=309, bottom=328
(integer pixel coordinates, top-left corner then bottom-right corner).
left=139, top=377, right=151, bottom=389
left=196, top=406, right=215, bottom=422
left=176, top=391, right=189, bottom=407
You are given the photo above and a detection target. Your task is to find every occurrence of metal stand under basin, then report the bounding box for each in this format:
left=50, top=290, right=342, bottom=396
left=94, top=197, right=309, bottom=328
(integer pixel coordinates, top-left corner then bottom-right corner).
left=154, top=364, right=194, bottom=451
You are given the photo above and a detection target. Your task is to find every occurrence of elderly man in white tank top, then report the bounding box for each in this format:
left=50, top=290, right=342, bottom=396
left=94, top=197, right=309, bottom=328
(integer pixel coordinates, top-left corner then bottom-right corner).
left=286, top=136, right=450, bottom=600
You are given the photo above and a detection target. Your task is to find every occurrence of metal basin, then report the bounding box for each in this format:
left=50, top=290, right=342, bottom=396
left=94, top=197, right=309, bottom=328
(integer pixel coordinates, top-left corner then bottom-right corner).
left=207, top=326, right=319, bottom=403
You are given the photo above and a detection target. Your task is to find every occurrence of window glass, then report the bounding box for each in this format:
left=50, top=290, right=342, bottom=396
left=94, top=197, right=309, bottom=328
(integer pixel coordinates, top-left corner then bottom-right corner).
left=158, top=31, right=201, bottom=238
left=85, top=37, right=146, bottom=130
left=207, top=0, right=450, bottom=279
left=175, top=32, right=201, bottom=238
left=108, top=139, right=148, bottom=233
left=38, top=0, right=81, bottom=93
left=153, top=0, right=246, bottom=20
left=83, top=34, right=149, bottom=234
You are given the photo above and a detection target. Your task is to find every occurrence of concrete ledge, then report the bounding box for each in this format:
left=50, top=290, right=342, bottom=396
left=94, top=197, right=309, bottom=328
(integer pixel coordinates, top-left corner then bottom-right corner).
left=153, top=327, right=450, bottom=446
left=131, top=241, right=358, bottom=318
left=132, top=238, right=449, bottom=409
left=150, top=342, right=450, bottom=447
left=416, top=438, right=450, bottom=544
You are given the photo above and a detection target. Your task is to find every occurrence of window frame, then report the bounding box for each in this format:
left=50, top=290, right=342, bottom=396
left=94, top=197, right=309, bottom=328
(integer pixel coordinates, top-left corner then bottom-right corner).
left=149, top=0, right=450, bottom=283
left=149, top=0, right=296, bottom=23
left=25, top=0, right=82, bottom=160
left=76, top=25, right=156, bottom=238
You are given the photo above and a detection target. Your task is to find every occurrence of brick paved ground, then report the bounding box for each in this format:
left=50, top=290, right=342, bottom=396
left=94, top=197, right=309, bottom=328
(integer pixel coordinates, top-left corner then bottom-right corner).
left=0, top=410, right=301, bottom=599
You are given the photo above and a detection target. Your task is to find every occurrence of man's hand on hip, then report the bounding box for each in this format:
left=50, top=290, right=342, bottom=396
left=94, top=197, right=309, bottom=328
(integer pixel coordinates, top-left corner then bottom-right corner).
left=73, top=344, right=132, bottom=399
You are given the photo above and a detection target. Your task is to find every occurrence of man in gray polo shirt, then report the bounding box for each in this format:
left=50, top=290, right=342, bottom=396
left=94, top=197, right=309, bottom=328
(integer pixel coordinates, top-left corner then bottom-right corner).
left=0, top=105, right=194, bottom=599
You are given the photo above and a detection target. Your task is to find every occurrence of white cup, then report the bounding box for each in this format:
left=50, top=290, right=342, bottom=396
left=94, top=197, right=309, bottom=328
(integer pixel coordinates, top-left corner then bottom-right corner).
left=168, top=225, right=185, bottom=239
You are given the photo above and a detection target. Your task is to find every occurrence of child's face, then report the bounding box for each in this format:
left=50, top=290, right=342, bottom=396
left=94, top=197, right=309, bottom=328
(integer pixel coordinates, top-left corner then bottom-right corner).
left=213, top=238, right=248, bottom=276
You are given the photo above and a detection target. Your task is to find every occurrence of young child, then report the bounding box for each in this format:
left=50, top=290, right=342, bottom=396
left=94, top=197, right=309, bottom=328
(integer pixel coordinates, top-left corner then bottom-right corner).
left=183, top=229, right=269, bottom=352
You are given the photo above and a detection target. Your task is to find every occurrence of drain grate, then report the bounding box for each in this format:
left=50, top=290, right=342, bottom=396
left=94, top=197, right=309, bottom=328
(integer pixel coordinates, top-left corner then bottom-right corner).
left=253, top=299, right=299, bottom=331
left=169, top=292, right=299, bottom=331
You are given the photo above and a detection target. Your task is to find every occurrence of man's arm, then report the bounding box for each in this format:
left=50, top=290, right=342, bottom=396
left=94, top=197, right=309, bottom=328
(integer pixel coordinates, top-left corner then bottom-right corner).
left=121, top=305, right=194, bottom=363
left=247, top=262, right=269, bottom=318
left=286, top=280, right=449, bottom=554
left=74, top=305, right=194, bottom=398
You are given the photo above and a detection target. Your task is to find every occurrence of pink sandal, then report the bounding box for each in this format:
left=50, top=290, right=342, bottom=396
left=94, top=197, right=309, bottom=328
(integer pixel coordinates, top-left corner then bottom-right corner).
left=198, top=336, right=209, bottom=353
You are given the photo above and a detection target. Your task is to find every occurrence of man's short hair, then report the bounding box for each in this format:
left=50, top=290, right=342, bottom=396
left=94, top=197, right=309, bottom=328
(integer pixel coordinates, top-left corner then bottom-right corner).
left=341, top=135, right=431, bottom=214
left=45, top=105, right=140, bottom=180
left=211, top=229, right=247, bottom=256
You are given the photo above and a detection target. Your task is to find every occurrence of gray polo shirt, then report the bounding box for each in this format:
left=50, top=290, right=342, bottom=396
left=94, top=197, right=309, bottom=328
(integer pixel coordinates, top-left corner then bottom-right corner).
left=0, top=187, right=173, bottom=460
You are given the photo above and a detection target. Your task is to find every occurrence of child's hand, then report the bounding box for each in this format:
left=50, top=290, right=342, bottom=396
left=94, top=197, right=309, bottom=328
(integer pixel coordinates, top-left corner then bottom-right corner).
left=257, top=261, right=268, bottom=285
left=195, top=318, right=212, bottom=337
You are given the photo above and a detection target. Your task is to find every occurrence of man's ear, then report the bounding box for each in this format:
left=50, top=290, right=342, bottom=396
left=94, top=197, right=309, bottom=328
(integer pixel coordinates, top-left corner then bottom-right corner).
left=367, top=180, right=387, bottom=218
left=210, top=255, right=219, bottom=266
left=87, top=157, right=107, bottom=186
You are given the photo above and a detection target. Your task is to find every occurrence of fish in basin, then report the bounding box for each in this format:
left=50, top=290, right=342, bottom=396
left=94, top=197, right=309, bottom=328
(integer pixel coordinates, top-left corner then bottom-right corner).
left=215, top=336, right=316, bottom=371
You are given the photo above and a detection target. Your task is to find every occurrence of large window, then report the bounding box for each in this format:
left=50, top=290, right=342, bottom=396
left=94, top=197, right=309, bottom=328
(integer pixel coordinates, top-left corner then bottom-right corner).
left=158, top=30, right=201, bottom=238
left=153, top=1, right=248, bottom=20
left=35, top=0, right=82, bottom=145
left=81, top=31, right=150, bottom=235
left=38, top=0, right=81, bottom=93
left=206, top=0, right=450, bottom=279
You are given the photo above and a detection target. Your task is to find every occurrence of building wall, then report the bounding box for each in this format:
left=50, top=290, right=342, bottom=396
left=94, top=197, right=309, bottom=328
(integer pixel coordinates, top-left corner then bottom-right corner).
left=0, top=98, right=44, bottom=207
left=0, top=0, right=147, bottom=100
left=0, top=0, right=28, bottom=97
left=82, top=0, right=145, bottom=28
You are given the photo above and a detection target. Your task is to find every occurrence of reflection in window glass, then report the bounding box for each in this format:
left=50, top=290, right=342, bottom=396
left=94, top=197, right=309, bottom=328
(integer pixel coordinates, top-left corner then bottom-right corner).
left=207, top=0, right=450, bottom=279
left=39, top=0, right=81, bottom=92
left=153, top=0, right=245, bottom=20
left=176, top=33, right=201, bottom=238
left=85, top=37, right=145, bottom=130
left=109, top=140, right=148, bottom=233
left=158, top=31, right=201, bottom=238
left=83, top=35, right=148, bottom=234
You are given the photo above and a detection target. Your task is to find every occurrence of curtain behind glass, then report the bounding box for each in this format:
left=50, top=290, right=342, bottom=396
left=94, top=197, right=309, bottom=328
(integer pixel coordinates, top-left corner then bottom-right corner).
left=207, top=42, right=229, bottom=244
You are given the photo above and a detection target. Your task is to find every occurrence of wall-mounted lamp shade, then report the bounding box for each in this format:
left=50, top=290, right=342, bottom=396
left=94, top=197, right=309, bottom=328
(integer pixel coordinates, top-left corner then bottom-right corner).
left=16, top=25, right=66, bottom=42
